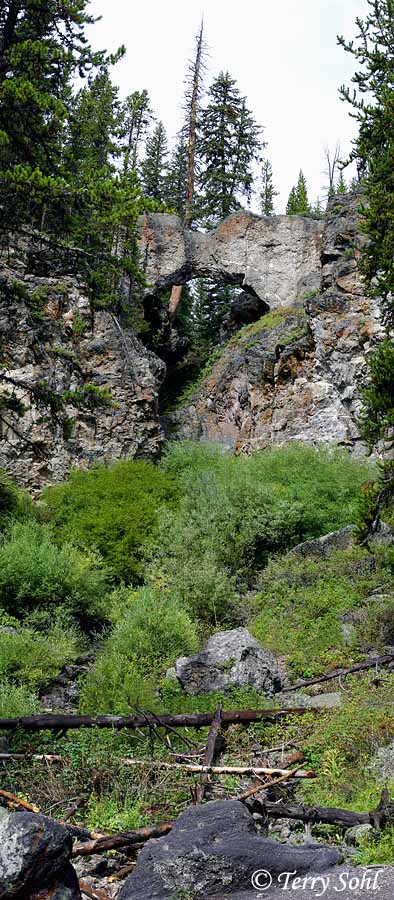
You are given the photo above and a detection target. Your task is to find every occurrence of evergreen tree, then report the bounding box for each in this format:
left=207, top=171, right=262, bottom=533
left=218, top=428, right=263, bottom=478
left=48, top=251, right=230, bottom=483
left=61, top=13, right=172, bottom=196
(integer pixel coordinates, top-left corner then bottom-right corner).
left=336, top=171, right=347, bottom=194
left=0, top=0, right=121, bottom=226
left=65, top=69, right=120, bottom=180
left=339, top=0, right=394, bottom=533
left=286, top=170, right=311, bottom=216
left=197, top=71, right=263, bottom=227
left=189, top=278, right=234, bottom=347
left=140, top=122, right=168, bottom=202
left=260, top=158, right=278, bottom=216
left=120, top=89, right=153, bottom=171
left=286, top=187, right=298, bottom=215
left=165, top=135, right=188, bottom=217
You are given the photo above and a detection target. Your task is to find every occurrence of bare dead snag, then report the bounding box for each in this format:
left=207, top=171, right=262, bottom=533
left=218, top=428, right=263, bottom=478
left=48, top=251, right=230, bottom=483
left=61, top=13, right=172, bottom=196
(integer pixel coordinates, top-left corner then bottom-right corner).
left=195, top=702, right=222, bottom=804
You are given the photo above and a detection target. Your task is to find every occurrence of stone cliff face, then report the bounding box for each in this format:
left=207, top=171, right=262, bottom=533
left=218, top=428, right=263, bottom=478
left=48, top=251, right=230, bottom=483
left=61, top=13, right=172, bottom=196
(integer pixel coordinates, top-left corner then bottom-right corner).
left=167, top=194, right=383, bottom=453
left=0, top=238, right=165, bottom=489
left=0, top=194, right=382, bottom=488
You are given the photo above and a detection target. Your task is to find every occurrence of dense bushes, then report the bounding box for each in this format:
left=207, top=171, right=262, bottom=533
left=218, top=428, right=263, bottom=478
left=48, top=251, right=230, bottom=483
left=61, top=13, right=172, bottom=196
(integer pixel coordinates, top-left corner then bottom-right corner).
left=80, top=587, right=199, bottom=713
left=251, top=545, right=393, bottom=678
left=0, top=521, right=109, bottom=629
left=44, top=459, right=179, bottom=583
left=149, top=442, right=376, bottom=623
left=0, top=469, right=33, bottom=529
left=0, top=623, right=80, bottom=690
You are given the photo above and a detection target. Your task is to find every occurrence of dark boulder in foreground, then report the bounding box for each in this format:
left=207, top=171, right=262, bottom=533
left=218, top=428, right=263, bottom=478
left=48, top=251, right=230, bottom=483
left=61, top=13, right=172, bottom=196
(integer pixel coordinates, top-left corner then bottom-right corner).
left=0, top=811, right=81, bottom=899
left=119, top=800, right=342, bottom=900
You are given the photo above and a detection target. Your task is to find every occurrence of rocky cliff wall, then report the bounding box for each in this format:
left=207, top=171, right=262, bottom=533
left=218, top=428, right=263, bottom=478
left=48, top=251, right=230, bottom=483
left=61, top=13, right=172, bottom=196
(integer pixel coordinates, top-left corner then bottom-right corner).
left=167, top=194, right=383, bottom=453
left=0, top=194, right=382, bottom=489
left=0, top=237, right=165, bottom=489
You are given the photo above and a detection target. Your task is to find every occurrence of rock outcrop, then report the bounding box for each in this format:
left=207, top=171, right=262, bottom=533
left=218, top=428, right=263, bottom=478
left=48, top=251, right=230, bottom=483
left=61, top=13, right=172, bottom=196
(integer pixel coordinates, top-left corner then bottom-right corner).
left=118, top=800, right=342, bottom=900
left=0, top=194, right=384, bottom=487
left=167, top=194, right=383, bottom=453
left=0, top=237, right=165, bottom=489
left=172, top=627, right=284, bottom=696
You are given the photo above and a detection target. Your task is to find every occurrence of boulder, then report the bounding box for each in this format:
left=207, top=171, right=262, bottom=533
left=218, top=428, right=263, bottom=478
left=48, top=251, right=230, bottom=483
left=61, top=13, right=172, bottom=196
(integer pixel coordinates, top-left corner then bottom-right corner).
left=118, top=800, right=342, bottom=900
left=290, top=527, right=354, bottom=559
left=0, top=811, right=81, bottom=899
left=174, top=628, right=284, bottom=696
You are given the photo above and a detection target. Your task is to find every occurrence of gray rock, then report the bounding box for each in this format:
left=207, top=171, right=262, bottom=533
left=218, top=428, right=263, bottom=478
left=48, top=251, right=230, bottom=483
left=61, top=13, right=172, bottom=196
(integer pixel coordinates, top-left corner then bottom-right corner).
left=290, top=527, right=354, bottom=559
left=369, top=740, right=394, bottom=782
left=0, top=242, right=165, bottom=490
left=175, top=628, right=284, bottom=696
left=118, top=800, right=342, bottom=900
left=280, top=691, right=342, bottom=709
left=345, top=824, right=374, bottom=846
left=0, top=811, right=80, bottom=899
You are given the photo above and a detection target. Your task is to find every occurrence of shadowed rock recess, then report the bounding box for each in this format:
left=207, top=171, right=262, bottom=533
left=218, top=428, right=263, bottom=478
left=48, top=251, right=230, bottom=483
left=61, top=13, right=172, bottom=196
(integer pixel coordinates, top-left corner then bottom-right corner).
left=0, top=192, right=382, bottom=488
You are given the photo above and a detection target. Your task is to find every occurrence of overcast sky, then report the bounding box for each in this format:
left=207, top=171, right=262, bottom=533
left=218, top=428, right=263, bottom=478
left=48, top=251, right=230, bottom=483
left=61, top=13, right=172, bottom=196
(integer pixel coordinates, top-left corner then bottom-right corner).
left=88, top=0, right=367, bottom=213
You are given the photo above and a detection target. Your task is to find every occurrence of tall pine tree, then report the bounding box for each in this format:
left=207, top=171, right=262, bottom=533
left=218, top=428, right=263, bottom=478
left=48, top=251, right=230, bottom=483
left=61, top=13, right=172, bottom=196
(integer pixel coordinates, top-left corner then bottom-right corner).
left=0, top=0, right=121, bottom=226
left=120, top=89, right=153, bottom=172
left=165, top=135, right=188, bottom=217
left=286, top=170, right=311, bottom=215
left=260, top=158, right=278, bottom=215
left=141, top=122, right=168, bottom=202
left=339, top=0, right=394, bottom=534
left=197, top=71, right=263, bottom=227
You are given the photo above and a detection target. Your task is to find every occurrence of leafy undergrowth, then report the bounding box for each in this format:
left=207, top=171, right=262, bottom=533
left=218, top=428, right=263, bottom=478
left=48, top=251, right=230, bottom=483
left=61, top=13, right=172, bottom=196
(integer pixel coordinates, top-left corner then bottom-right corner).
left=252, top=545, right=394, bottom=678
left=1, top=442, right=394, bottom=866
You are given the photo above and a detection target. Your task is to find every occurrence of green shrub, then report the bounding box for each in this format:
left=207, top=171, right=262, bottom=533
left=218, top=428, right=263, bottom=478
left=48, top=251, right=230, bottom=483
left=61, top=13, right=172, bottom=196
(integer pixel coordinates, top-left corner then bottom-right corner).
left=0, top=679, right=40, bottom=718
left=0, top=469, right=34, bottom=528
left=0, top=623, right=80, bottom=689
left=79, top=587, right=199, bottom=714
left=0, top=520, right=109, bottom=628
left=151, top=442, right=376, bottom=623
left=300, top=675, right=394, bottom=812
left=43, top=459, right=179, bottom=583
left=251, top=546, right=392, bottom=677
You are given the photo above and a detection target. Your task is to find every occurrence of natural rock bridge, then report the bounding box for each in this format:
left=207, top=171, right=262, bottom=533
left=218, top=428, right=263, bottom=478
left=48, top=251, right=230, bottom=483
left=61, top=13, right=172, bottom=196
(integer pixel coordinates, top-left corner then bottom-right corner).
left=138, top=211, right=323, bottom=308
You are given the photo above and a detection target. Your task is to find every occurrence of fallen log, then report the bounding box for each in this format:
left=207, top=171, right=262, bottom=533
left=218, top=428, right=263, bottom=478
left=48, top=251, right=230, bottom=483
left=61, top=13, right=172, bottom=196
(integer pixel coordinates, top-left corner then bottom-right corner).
left=195, top=702, right=222, bottom=804
left=286, top=652, right=394, bottom=693
left=247, top=789, right=394, bottom=830
left=122, top=760, right=316, bottom=778
left=0, top=752, right=62, bottom=762
left=0, top=788, right=39, bottom=812
left=0, top=706, right=316, bottom=733
left=72, top=822, right=173, bottom=858
left=236, top=766, right=304, bottom=802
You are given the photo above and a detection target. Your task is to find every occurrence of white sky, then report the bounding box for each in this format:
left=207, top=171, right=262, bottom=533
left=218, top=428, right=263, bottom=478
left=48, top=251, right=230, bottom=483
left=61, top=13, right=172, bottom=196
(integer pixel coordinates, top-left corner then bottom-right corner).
left=88, top=0, right=367, bottom=213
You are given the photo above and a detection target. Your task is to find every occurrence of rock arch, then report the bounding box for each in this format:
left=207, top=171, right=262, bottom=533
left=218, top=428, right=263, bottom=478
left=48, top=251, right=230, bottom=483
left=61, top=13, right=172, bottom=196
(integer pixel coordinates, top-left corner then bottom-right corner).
left=138, top=210, right=322, bottom=310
